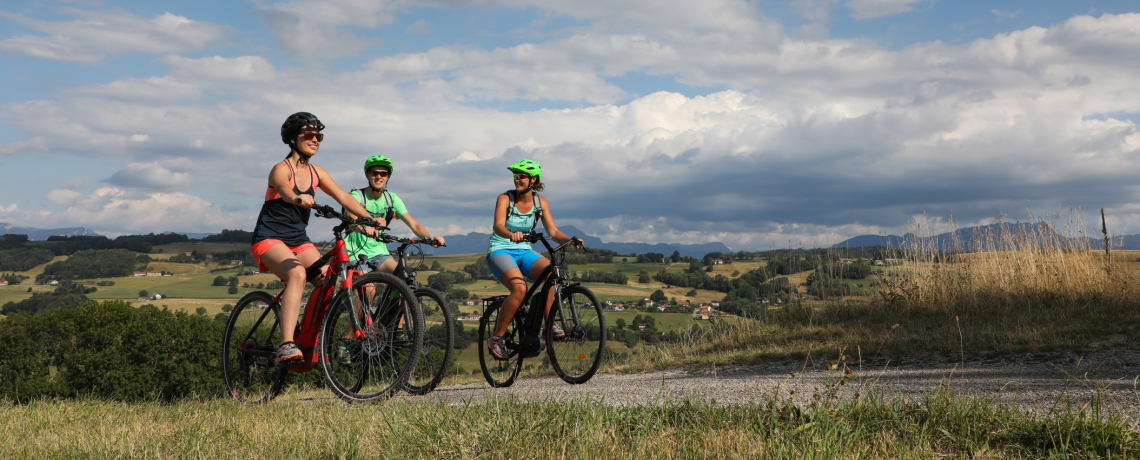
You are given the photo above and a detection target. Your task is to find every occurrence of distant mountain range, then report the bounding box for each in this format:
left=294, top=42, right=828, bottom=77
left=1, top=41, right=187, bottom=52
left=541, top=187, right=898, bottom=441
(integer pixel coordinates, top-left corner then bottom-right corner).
left=0, top=223, right=102, bottom=240
left=833, top=222, right=1140, bottom=250
left=425, top=225, right=731, bottom=258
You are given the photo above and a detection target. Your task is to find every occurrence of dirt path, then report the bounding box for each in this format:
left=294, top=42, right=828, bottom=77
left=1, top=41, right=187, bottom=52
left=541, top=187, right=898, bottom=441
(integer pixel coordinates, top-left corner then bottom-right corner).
left=412, top=348, right=1140, bottom=420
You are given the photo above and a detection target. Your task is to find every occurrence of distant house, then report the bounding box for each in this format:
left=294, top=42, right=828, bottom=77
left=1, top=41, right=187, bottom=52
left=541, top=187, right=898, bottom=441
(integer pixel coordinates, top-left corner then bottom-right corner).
left=713, top=259, right=724, bottom=265
left=152, top=294, right=163, bottom=300
left=184, top=252, right=194, bottom=256
left=613, top=304, right=625, bottom=311
left=692, top=308, right=710, bottom=320
left=839, top=258, right=854, bottom=264
left=230, top=260, right=243, bottom=266
left=656, top=305, right=667, bottom=312
left=0, top=280, right=7, bottom=286
left=134, top=272, right=147, bottom=277
left=48, top=280, right=59, bottom=286
left=710, top=301, right=719, bottom=307
left=604, top=300, right=612, bottom=306
left=137, top=297, right=150, bottom=302
left=465, top=299, right=477, bottom=306
left=874, top=260, right=884, bottom=266
left=460, top=313, right=481, bottom=321
left=643, top=299, right=654, bottom=307
left=146, top=271, right=162, bottom=277
left=677, top=300, right=690, bottom=307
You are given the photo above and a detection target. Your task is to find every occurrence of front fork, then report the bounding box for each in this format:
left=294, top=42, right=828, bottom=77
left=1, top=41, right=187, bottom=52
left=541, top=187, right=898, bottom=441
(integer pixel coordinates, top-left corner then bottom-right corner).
left=340, top=268, right=374, bottom=340
left=550, top=267, right=579, bottom=333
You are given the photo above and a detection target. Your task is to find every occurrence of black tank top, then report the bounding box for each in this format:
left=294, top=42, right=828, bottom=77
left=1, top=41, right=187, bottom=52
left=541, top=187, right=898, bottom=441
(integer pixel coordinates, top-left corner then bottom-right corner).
left=251, top=160, right=320, bottom=246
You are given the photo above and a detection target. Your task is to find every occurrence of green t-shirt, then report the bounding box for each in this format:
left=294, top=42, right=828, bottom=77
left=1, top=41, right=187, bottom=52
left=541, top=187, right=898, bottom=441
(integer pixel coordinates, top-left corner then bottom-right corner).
left=343, top=189, right=408, bottom=258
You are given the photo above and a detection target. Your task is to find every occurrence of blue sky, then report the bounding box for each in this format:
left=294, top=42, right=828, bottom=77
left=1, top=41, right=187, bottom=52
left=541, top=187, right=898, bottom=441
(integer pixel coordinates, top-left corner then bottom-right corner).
left=2, top=0, right=1140, bottom=250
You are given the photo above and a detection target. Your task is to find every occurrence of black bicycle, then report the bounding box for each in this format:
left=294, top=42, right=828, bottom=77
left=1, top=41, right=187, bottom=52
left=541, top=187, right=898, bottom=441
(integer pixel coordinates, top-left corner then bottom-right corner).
left=478, top=232, right=606, bottom=387
left=371, top=233, right=456, bottom=395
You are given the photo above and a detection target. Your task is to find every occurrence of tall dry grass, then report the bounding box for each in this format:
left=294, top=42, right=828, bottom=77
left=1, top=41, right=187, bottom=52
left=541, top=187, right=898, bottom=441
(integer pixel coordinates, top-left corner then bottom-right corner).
left=881, top=210, right=1137, bottom=313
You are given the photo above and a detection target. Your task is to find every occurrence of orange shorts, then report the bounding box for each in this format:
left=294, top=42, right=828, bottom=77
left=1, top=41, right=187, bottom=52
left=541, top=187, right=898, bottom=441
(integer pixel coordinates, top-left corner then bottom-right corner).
left=250, top=239, right=317, bottom=273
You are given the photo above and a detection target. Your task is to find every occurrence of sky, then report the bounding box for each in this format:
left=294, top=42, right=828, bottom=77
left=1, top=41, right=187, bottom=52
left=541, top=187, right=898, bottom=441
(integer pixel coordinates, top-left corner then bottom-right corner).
left=2, top=0, right=1140, bottom=250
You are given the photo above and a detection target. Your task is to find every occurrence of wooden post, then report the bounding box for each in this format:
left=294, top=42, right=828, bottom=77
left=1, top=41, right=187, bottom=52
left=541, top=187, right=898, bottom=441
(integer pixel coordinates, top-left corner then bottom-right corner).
left=1102, top=208, right=1111, bottom=274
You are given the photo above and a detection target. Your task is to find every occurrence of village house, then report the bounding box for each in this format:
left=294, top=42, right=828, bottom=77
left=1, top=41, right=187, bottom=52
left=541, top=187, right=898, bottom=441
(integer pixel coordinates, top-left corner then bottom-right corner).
left=137, top=297, right=149, bottom=302
left=839, top=258, right=854, bottom=264
left=692, top=307, right=710, bottom=320
left=134, top=271, right=147, bottom=277
left=874, top=259, right=884, bottom=266
left=48, top=280, right=59, bottom=286
left=0, top=280, right=7, bottom=286
left=656, top=305, right=667, bottom=312
left=637, top=323, right=647, bottom=330
left=677, top=300, right=690, bottom=307
left=710, top=301, right=720, bottom=307
left=230, top=260, right=243, bottom=266
left=465, top=299, right=477, bottom=306
left=146, top=271, right=162, bottom=277
left=613, top=303, right=625, bottom=311
left=184, top=252, right=193, bottom=256
left=712, top=258, right=724, bottom=265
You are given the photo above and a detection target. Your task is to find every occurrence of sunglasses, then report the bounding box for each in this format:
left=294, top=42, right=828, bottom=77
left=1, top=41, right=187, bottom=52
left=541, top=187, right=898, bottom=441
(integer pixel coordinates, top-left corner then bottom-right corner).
left=300, top=131, right=324, bottom=142
left=369, top=170, right=391, bottom=177
left=513, top=173, right=532, bottom=180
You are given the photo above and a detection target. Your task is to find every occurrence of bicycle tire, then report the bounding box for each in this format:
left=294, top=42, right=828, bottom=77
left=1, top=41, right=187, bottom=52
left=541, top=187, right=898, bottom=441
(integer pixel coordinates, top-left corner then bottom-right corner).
left=478, top=300, right=524, bottom=388
left=403, top=288, right=455, bottom=395
left=222, top=291, right=288, bottom=403
left=319, top=272, right=423, bottom=403
left=546, top=285, right=606, bottom=384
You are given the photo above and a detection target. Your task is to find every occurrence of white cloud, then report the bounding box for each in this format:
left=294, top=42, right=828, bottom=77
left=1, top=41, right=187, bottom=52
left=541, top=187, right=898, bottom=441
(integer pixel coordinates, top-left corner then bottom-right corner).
left=405, top=19, right=430, bottom=34
left=0, top=9, right=227, bottom=63
left=844, top=0, right=925, bottom=20
left=1, top=187, right=252, bottom=233
left=251, top=0, right=400, bottom=59
left=6, top=9, right=1140, bottom=246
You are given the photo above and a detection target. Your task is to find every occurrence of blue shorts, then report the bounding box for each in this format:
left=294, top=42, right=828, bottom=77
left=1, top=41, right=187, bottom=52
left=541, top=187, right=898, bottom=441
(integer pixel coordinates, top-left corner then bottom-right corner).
left=360, top=254, right=394, bottom=273
left=487, top=249, right=544, bottom=282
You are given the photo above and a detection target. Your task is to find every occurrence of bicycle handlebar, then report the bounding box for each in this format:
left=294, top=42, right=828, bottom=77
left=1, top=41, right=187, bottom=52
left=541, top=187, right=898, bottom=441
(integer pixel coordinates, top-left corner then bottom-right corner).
left=313, top=204, right=389, bottom=231
left=372, top=233, right=446, bottom=248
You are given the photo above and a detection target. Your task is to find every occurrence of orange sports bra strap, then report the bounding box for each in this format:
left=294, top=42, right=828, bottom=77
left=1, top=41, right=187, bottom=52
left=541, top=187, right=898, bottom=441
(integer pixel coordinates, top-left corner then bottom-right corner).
left=309, top=163, right=320, bottom=189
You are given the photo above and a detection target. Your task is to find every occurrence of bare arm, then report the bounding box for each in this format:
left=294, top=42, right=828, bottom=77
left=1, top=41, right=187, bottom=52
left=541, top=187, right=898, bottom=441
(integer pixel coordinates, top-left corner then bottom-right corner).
left=314, top=165, right=384, bottom=227
left=492, top=194, right=525, bottom=242
left=398, top=213, right=445, bottom=247
left=538, top=196, right=582, bottom=248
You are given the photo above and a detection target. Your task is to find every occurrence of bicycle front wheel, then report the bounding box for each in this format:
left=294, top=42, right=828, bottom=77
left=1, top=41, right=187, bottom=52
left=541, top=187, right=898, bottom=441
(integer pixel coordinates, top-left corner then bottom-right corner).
left=319, top=272, right=423, bottom=403
left=546, top=285, right=606, bottom=384
left=222, top=291, right=288, bottom=403
left=403, top=288, right=455, bottom=395
left=478, top=300, right=524, bottom=388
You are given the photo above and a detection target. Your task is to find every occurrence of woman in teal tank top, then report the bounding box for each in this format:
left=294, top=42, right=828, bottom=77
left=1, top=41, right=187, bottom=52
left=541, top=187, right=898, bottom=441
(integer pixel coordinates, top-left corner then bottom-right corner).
left=485, top=159, right=582, bottom=360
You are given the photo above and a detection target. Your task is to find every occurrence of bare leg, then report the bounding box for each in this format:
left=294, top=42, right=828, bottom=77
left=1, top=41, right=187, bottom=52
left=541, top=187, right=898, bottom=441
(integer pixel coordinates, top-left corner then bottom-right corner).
left=494, top=267, right=528, bottom=337
left=260, top=245, right=308, bottom=343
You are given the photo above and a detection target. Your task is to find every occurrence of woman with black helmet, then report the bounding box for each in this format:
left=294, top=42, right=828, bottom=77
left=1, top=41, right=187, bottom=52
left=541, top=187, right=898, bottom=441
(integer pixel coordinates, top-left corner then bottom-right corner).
left=250, top=112, right=380, bottom=367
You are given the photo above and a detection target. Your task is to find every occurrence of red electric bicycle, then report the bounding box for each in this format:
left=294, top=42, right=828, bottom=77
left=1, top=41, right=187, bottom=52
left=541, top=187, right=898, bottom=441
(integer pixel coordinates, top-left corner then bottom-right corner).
left=221, top=205, right=424, bottom=404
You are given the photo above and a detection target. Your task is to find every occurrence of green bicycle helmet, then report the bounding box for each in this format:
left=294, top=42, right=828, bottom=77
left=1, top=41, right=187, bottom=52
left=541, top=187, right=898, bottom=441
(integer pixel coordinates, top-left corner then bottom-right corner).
left=364, top=155, right=394, bottom=173
left=507, top=159, right=542, bottom=181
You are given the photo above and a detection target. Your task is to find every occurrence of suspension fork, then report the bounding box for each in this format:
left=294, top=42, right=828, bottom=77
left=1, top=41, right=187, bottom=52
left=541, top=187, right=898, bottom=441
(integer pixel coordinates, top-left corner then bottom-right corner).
left=340, top=267, right=374, bottom=339
left=550, top=266, right=578, bottom=332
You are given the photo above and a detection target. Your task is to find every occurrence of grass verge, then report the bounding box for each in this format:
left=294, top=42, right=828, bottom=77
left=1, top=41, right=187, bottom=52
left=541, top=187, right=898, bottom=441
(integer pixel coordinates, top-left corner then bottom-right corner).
left=2, top=388, right=1136, bottom=459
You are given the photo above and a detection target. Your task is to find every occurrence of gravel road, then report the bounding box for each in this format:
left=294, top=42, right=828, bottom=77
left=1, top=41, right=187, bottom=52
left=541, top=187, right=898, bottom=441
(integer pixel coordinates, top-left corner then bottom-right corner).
left=412, top=348, right=1140, bottom=420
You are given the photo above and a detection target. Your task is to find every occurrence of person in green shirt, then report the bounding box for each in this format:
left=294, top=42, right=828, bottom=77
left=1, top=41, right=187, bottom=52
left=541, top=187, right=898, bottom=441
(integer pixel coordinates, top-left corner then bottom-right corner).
left=344, top=155, right=445, bottom=273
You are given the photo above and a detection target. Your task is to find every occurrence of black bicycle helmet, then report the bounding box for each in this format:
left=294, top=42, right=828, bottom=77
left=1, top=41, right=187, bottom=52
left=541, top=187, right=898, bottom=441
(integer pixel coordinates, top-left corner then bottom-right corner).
left=280, top=112, right=325, bottom=145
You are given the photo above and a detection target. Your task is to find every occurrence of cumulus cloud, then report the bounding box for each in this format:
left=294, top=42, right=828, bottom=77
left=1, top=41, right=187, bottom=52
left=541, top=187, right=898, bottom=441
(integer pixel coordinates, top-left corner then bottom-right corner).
left=0, top=9, right=227, bottom=63
left=104, top=163, right=193, bottom=190
left=6, top=7, right=1140, bottom=247
left=1, top=187, right=252, bottom=233
left=251, top=0, right=400, bottom=59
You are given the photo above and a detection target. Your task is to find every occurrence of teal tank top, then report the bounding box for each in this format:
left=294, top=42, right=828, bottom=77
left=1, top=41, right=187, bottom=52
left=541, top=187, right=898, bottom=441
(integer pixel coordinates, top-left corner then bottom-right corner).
left=487, top=192, right=539, bottom=254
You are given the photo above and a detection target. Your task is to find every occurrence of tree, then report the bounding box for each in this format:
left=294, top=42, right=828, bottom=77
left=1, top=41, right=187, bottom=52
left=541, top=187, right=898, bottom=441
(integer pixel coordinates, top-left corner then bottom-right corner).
left=430, top=260, right=443, bottom=271
left=227, top=286, right=238, bottom=295
left=227, top=276, right=239, bottom=287
left=670, top=251, right=681, bottom=263
left=686, top=289, right=698, bottom=297
left=614, top=318, right=626, bottom=330
left=212, top=276, right=227, bottom=286
left=195, top=307, right=207, bottom=316
left=447, top=288, right=470, bottom=302
left=637, top=270, right=650, bottom=283
left=221, top=304, right=233, bottom=313
left=138, top=290, right=149, bottom=298
left=649, top=290, right=667, bottom=303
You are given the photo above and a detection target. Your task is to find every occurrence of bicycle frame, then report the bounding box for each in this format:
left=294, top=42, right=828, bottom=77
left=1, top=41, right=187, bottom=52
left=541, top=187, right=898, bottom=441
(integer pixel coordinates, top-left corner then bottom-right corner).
left=239, top=225, right=369, bottom=373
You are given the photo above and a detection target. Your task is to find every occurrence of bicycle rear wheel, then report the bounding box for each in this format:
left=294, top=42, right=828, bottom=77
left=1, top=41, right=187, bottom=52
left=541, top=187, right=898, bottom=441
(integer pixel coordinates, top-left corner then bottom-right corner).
left=222, top=291, right=288, bottom=403
left=478, top=300, right=524, bottom=388
left=546, top=285, right=606, bottom=384
left=403, top=288, right=455, bottom=395
left=319, top=272, right=423, bottom=403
